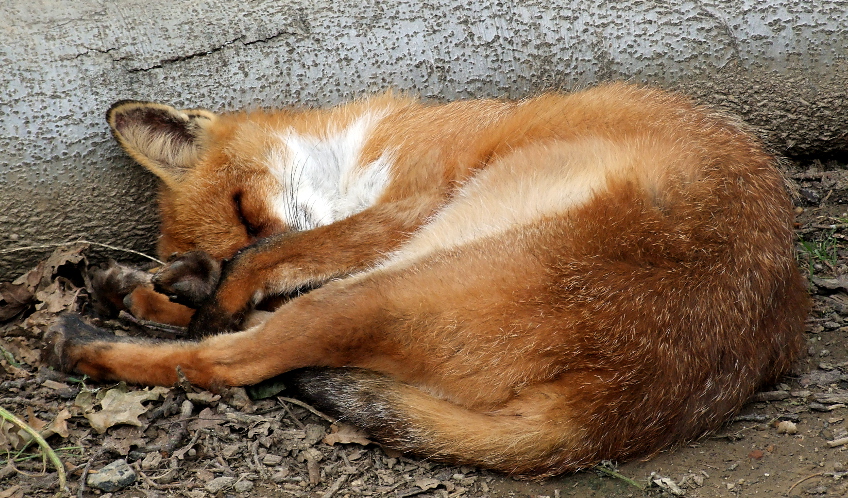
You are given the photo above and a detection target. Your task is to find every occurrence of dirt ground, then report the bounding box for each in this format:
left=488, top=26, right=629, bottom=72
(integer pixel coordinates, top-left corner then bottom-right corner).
left=2, top=159, right=848, bottom=498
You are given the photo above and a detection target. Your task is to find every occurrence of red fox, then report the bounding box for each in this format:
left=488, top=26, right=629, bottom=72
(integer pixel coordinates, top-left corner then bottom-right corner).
left=47, top=83, right=809, bottom=476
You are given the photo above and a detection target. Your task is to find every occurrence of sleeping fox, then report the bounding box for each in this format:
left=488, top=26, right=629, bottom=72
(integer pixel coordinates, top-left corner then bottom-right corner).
left=47, top=83, right=809, bottom=477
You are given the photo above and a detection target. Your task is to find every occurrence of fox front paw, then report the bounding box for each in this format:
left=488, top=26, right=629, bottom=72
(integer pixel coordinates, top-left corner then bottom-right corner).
left=90, top=261, right=194, bottom=327
left=152, top=251, right=222, bottom=309
left=90, top=261, right=153, bottom=318
left=44, top=314, right=116, bottom=378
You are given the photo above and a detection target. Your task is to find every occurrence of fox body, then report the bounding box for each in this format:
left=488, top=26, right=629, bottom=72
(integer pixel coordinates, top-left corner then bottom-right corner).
left=49, top=83, right=809, bottom=476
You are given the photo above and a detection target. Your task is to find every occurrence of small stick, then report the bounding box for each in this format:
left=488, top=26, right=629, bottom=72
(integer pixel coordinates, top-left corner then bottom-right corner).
left=321, top=475, right=348, bottom=498
left=276, top=396, right=336, bottom=423
left=78, top=448, right=107, bottom=498
left=0, top=240, right=164, bottom=265
left=132, top=462, right=163, bottom=490
left=280, top=400, right=307, bottom=429
left=787, top=472, right=824, bottom=494
left=827, top=436, right=848, bottom=448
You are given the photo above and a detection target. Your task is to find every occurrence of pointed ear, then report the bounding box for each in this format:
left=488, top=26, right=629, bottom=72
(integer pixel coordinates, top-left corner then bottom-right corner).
left=106, top=101, right=217, bottom=186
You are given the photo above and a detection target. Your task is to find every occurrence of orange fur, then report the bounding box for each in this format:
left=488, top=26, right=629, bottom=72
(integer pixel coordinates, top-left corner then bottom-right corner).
left=50, top=83, right=809, bottom=476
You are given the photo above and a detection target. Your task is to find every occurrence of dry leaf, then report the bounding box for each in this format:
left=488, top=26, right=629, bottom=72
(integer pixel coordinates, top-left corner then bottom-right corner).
left=85, top=386, right=169, bottom=434
left=1, top=338, right=40, bottom=367
left=34, top=278, right=81, bottom=313
left=12, top=244, right=88, bottom=291
left=74, top=390, right=96, bottom=413
left=25, top=407, right=47, bottom=431
left=187, top=407, right=224, bottom=431
left=45, top=408, right=72, bottom=439
left=42, top=380, right=70, bottom=390
left=414, top=478, right=441, bottom=491
left=323, top=423, right=373, bottom=447
left=0, top=283, right=33, bottom=322
left=0, top=418, right=25, bottom=451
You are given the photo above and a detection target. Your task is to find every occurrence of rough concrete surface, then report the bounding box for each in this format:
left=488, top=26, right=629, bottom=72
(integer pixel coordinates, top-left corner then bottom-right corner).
left=1, top=0, right=847, bottom=278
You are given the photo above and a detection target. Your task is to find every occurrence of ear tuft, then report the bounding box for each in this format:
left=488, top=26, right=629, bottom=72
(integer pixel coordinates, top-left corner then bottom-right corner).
left=107, top=101, right=217, bottom=185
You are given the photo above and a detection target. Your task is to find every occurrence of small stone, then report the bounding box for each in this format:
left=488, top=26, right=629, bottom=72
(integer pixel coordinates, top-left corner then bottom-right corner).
left=204, top=476, right=235, bottom=493
left=806, top=485, right=828, bottom=495
left=833, top=461, right=846, bottom=472
left=304, top=424, right=327, bottom=445
left=141, top=451, right=162, bottom=470
left=234, top=479, right=254, bottom=493
left=221, top=443, right=242, bottom=458
left=87, top=459, right=137, bottom=492
left=777, top=421, right=798, bottom=434
left=271, top=468, right=290, bottom=483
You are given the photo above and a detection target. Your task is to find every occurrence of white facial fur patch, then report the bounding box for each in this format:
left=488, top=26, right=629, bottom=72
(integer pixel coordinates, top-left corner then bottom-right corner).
left=268, top=113, right=392, bottom=231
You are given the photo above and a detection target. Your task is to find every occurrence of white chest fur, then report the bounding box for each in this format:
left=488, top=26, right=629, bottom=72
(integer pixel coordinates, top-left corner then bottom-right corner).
left=267, top=112, right=393, bottom=231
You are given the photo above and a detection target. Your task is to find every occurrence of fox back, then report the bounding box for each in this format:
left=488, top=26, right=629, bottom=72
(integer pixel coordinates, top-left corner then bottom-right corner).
left=51, top=83, right=809, bottom=476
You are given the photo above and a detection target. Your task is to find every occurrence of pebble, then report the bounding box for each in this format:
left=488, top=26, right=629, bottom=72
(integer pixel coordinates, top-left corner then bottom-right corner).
left=141, top=451, right=162, bottom=470
left=777, top=420, right=798, bottom=434
left=234, top=479, right=254, bottom=493
left=204, top=476, right=235, bottom=493
left=87, top=459, right=137, bottom=492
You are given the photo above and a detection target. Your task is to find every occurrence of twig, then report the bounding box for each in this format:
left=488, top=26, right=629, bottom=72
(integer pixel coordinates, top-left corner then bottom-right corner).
left=171, top=429, right=202, bottom=460
left=276, top=396, right=336, bottom=423
left=251, top=439, right=269, bottom=478
left=594, top=464, right=646, bottom=490
left=0, top=240, right=163, bottom=265
left=78, top=448, right=107, bottom=498
left=0, top=406, right=67, bottom=494
left=321, top=474, right=348, bottom=498
left=132, top=462, right=163, bottom=490
left=117, top=311, right=188, bottom=336
left=279, top=399, right=307, bottom=429
left=787, top=472, right=824, bottom=494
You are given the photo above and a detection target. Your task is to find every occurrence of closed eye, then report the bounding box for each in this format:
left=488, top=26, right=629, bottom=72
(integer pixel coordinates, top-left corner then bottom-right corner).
left=232, top=192, right=262, bottom=239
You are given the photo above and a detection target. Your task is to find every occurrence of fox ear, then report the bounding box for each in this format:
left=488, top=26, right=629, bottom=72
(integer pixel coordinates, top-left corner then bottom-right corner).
left=106, top=101, right=217, bottom=186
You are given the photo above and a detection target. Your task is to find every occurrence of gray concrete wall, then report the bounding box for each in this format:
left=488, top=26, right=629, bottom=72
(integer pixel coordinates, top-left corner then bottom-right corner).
left=1, top=0, right=847, bottom=279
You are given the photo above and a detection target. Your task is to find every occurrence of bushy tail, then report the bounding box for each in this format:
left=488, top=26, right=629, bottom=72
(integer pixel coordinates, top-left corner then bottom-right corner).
left=283, top=368, right=585, bottom=477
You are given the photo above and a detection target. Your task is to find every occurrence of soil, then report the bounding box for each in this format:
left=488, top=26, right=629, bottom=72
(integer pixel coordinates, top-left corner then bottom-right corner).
left=2, top=159, right=848, bottom=498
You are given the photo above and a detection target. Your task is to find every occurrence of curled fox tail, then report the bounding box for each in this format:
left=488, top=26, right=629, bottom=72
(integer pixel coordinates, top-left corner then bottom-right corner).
left=287, top=368, right=609, bottom=477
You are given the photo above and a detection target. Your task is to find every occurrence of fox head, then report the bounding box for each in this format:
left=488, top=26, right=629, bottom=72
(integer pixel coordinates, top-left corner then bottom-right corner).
left=107, top=100, right=395, bottom=261
left=107, top=101, right=290, bottom=260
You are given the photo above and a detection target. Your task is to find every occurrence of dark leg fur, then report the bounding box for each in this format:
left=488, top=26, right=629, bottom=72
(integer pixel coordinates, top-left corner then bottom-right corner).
left=44, top=314, right=129, bottom=374
left=284, top=368, right=411, bottom=441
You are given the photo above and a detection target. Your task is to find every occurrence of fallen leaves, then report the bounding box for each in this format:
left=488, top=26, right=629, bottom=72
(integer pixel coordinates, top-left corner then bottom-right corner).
left=323, top=422, right=373, bottom=447
left=0, top=407, right=71, bottom=451
left=83, top=385, right=169, bottom=434
left=0, top=243, right=89, bottom=325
